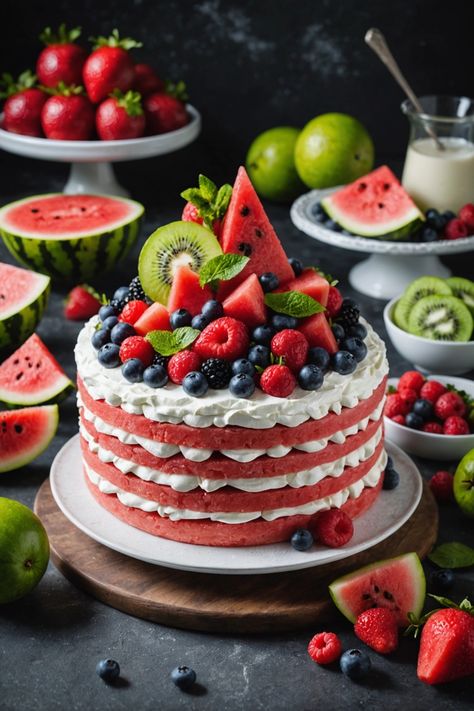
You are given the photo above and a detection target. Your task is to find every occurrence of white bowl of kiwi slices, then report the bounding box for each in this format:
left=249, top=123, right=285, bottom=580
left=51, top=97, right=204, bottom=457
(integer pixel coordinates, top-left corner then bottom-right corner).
left=384, top=276, right=474, bottom=375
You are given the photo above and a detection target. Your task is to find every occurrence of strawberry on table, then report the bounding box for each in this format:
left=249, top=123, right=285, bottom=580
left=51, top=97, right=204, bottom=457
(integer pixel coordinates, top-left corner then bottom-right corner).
left=41, top=83, right=95, bottom=140
left=96, top=90, right=145, bottom=140
left=36, top=24, right=87, bottom=88
left=355, top=608, right=399, bottom=654
left=133, top=63, right=164, bottom=96
left=64, top=284, right=101, bottom=320
left=0, top=71, right=47, bottom=137
left=144, top=80, right=188, bottom=134
left=83, top=29, right=142, bottom=104
left=429, top=471, right=454, bottom=502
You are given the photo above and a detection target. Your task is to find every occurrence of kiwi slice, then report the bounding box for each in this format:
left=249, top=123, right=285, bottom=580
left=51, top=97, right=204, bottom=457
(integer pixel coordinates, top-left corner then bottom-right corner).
left=138, top=221, right=222, bottom=304
left=393, top=276, right=453, bottom=331
left=407, top=294, right=473, bottom=341
left=446, top=277, right=474, bottom=317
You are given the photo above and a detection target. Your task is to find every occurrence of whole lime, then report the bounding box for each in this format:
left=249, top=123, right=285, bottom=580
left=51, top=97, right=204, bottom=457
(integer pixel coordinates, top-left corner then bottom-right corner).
left=453, top=448, right=474, bottom=518
left=294, top=113, right=375, bottom=189
left=246, top=126, right=305, bottom=202
left=0, top=497, right=49, bottom=603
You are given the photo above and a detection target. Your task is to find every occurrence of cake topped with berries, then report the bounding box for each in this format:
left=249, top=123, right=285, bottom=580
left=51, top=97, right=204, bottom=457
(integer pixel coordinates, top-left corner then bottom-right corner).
left=75, top=167, right=389, bottom=547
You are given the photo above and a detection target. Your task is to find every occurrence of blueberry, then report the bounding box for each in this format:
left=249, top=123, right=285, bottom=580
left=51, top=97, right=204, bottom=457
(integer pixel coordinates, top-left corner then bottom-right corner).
left=170, top=308, right=192, bottom=329
left=429, top=568, right=455, bottom=594
left=170, top=665, right=196, bottom=691
left=99, top=304, right=117, bottom=321
left=248, top=345, right=270, bottom=368
left=420, top=226, right=439, bottom=242
left=289, top=258, right=303, bottom=276
left=311, top=202, right=327, bottom=222
left=91, top=327, right=111, bottom=350
left=331, top=323, right=345, bottom=342
left=182, top=371, right=208, bottom=397
left=413, top=398, right=434, bottom=421
left=143, top=364, right=168, bottom=388
left=383, top=467, right=400, bottom=490
left=201, top=299, right=224, bottom=321
left=347, top=323, right=367, bottom=340
left=307, top=347, right=330, bottom=372
left=405, top=412, right=424, bottom=429
left=252, top=324, right=274, bottom=346
left=271, top=314, right=298, bottom=331
left=298, top=364, right=324, bottom=391
left=102, top=315, right=119, bottom=330
left=443, top=210, right=456, bottom=221
left=425, top=208, right=444, bottom=231
left=325, top=219, right=341, bottom=232
left=191, top=314, right=210, bottom=330
left=386, top=455, right=394, bottom=470
left=232, top=358, right=256, bottom=377
left=110, top=322, right=135, bottom=345
left=229, top=373, right=256, bottom=398
left=98, top=343, right=120, bottom=368
left=259, top=272, right=279, bottom=292
left=340, top=337, right=367, bottom=363
left=96, top=659, right=120, bottom=682
left=122, top=358, right=145, bottom=383
left=290, top=528, right=313, bottom=551
left=113, top=285, right=129, bottom=302
left=340, top=649, right=371, bottom=681
left=332, top=350, right=357, bottom=375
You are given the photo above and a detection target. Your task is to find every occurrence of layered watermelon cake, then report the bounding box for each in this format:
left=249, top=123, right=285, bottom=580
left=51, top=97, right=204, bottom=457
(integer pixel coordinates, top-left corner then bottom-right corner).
left=75, top=168, right=389, bottom=547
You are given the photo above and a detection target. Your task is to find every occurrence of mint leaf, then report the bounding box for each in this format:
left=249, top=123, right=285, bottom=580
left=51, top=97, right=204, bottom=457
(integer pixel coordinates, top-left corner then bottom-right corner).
left=199, top=254, right=249, bottom=288
left=264, top=291, right=325, bottom=318
left=428, top=542, right=474, bottom=569
left=199, top=174, right=217, bottom=202
left=146, top=327, right=200, bottom=356
left=180, top=174, right=232, bottom=231
left=214, top=184, right=233, bottom=218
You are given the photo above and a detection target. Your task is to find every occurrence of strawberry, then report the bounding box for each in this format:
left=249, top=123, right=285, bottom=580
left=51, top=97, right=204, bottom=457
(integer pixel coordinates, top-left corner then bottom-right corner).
left=392, top=414, right=406, bottom=425
left=260, top=364, right=296, bottom=397
left=0, top=71, right=47, bottom=137
left=307, top=632, right=342, bottom=665
left=398, top=387, right=418, bottom=410
left=419, top=380, right=447, bottom=404
left=144, top=81, right=188, bottom=134
left=434, top=391, right=467, bottom=420
left=312, top=509, right=354, bottom=548
left=422, top=421, right=443, bottom=434
left=36, top=25, right=87, bottom=88
left=96, top=90, right=145, bottom=140
left=180, top=174, right=232, bottom=236
left=64, top=284, right=101, bottom=320
left=168, top=351, right=202, bottom=384
left=355, top=608, right=399, bottom=654
left=83, top=29, right=141, bottom=104
left=444, top=218, right=469, bottom=240
left=443, top=416, right=470, bottom=435
left=271, top=329, right=309, bottom=372
left=133, top=63, right=164, bottom=96
left=429, top=471, right=454, bottom=502
left=398, top=370, right=425, bottom=393
left=194, top=317, right=249, bottom=361
left=41, top=83, right=95, bottom=140
left=325, top=286, right=343, bottom=318
left=384, top=393, right=410, bottom=419
left=119, top=335, right=154, bottom=366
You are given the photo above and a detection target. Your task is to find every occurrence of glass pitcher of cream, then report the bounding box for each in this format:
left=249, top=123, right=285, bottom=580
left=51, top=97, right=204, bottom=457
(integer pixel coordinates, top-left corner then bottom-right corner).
left=401, top=96, right=474, bottom=213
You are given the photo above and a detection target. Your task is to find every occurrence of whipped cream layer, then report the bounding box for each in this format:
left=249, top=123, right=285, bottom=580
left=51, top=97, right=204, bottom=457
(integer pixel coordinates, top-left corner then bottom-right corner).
left=84, top=449, right=386, bottom=523
left=75, top=317, right=388, bottom=429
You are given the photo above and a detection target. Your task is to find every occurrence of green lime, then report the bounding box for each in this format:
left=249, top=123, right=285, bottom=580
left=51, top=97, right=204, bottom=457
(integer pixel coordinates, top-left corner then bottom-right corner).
left=453, top=448, right=474, bottom=518
left=0, top=497, right=49, bottom=603
left=294, top=113, right=375, bottom=189
left=246, top=126, right=305, bottom=202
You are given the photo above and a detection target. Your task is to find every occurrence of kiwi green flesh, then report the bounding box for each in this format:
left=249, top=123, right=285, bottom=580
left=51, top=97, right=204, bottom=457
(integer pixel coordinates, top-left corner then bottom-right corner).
left=394, top=276, right=453, bottom=331
left=407, top=294, right=473, bottom=341
left=138, top=221, right=222, bottom=304
left=446, top=276, right=474, bottom=316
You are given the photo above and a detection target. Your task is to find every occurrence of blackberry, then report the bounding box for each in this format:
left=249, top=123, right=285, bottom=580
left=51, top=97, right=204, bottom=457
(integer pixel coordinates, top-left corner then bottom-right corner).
left=200, top=358, right=232, bottom=389
left=109, top=297, right=126, bottom=312
left=152, top=353, right=169, bottom=369
left=127, top=276, right=149, bottom=303
left=336, top=298, right=360, bottom=329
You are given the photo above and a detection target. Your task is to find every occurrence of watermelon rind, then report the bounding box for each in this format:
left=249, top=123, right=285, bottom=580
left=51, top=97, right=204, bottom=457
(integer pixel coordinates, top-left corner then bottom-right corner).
left=328, top=552, right=426, bottom=627
left=322, top=196, right=423, bottom=239
left=0, top=404, right=58, bottom=473
left=0, top=266, right=50, bottom=355
left=0, top=194, right=144, bottom=281
left=0, top=373, right=74, bottom=408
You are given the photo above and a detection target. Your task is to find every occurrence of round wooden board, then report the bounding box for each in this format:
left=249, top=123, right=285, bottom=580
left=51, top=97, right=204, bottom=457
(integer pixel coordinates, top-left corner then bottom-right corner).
left=34, top=479, right=438, bottom=634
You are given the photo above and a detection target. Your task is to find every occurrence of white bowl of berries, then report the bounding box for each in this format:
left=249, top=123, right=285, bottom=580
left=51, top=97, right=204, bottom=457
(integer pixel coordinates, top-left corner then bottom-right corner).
left=384, top=371, right=474, bottom=460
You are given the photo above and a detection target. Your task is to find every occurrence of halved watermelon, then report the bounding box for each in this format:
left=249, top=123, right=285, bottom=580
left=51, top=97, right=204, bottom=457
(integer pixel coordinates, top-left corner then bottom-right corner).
left=329, top=552, right=426, bottom=627
left=223, top=274, right=267, bottom=328
left=167, top=265, right=213, bottom=315
left=0, top=262, right=50, bottom=355
left=0, top=334, right=73, bottom=407
left=299, top=313, right=338, bottom=353
left=321, top=166, right=424, bottom=239
left=0, top=405, right=58, bottom=472
left=134, top=302, right=170, bottom=336
left=276, top=268, right=330, bottom=307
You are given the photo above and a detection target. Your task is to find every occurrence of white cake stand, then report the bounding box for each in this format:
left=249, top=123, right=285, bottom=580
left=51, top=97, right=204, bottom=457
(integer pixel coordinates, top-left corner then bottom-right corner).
left=0, top=104, right=201, bottom=198
left=291, top=187, right=474, bottom=300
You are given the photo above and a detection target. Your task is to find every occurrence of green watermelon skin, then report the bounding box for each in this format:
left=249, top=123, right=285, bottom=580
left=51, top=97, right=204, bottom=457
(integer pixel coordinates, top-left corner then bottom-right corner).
left=0, top=263, right=50, bottom=356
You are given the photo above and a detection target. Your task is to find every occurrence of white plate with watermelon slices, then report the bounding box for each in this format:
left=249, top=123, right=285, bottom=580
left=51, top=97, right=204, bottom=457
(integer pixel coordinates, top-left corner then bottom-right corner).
left=49, top=436, right=423, bottom=575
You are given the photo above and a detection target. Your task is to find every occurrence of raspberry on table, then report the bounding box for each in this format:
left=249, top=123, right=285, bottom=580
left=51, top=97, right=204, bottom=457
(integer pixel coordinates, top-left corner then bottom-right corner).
left=118, top=300, right=149, bottom=325
left=384, top=394, right=410, bottom=419
left=270, top=329, right=309, bottom=373
left=419, top=380, right=447, bottom=403
left=168, top=350, right=202, bottom=384
left=443, top=415, right=470, bottom=435
left=119, top=335, right=154, bottom=366
left=307, top=632, right=342, bottom=665
left=434, top=391, right=467, bottom=420
left=312, top=509, right=354, bottom=548
left=429, top=470, right=454, bottom=502
left=260, top=364, right=296, bottom=398
left=398, top=370, right=425, bottom=393
left=422, top=421, right=443, bottom=434
left=354, top=608, right=399, bottom=655
left=193, top=317, right=249, bottom=361
left=325, top=286, right=343, bottom=318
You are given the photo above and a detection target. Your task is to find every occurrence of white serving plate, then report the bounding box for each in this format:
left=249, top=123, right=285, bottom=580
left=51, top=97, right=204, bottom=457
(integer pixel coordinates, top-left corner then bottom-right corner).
left=50, top=435, right=422, bottom=575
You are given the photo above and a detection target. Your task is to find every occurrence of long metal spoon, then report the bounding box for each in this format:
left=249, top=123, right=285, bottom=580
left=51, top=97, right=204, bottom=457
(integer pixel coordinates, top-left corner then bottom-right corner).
left=365, top=27, right=444, bottom=151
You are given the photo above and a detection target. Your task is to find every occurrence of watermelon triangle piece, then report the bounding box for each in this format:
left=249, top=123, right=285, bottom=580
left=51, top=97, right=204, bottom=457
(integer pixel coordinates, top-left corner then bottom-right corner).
left=277, top=268, right=330, bottom=307
left=0, top=334, right=74, bottom=407
left=219, top=167, right=294, bottom=295
left=223, top=274, right=267, bottom=328
left=167, top=265, right=213, bottom=316
left=0, top=405, right=58, bottom=472
left=299, top=313, right=338, bottom=353
left=134, top=303, right=170, bottom=336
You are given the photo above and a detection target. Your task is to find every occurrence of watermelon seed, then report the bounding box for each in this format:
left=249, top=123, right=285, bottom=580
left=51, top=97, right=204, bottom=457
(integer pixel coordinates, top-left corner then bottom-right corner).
left=13, top=359, right=19, bottom=364
left=238, top=242, right=252, bottom=256
left=14, top=424, right=22, bottom=434
left=383, top=183, right=391, bottom=190
left=357, top=182, right=367, bottom=191
left=255, top=229, right=263, bottom=238
left=383, top=591, right=394, bottom=600
left=15, top=372, right=23, bottom=380
left=378, top=203, right=385, bottom=209
left=362, top=594, right=371, bottom=600
left=240, top=206, right=250, bottom=217
left=374, top=585, right=380, bottom=593
left=30, top=208, right=39, bottom=213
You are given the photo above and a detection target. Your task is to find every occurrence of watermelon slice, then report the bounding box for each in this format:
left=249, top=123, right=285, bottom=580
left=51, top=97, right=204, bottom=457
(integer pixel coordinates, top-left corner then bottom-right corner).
left=276, top=268, right=330, bottom=307
left=134, top=302, right=171, bottom=336
left=299, top=313, right=338, bottom=353
left=0, top=405, right=58, bottom=472
left=0, top=262, right=50, bottom=355
left=0, top=334, right=74, bottom=407
left=222, top=274, right=267, bottom=328
left=219, top=166, right=294, bottom=294
left=321, top=166, right=424, bottom=239
left=167, top=265, right=213, bottom=316
left=329, top=552, right=426, bottom=627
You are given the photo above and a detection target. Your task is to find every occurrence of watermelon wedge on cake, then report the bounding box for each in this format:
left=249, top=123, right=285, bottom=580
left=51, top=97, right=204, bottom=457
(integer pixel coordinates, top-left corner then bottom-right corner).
left=0, top=262, right=50, bottom=355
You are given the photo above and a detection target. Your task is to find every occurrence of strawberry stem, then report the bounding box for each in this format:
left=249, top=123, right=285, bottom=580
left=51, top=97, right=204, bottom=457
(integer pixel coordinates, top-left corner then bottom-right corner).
left=110, top=89, right=143, bottom=116
left=165, top=79, right=188, bottom=102
left=0, top=70, right=38, bottom=99
left=41, top=81, right=85, bottom=97
left=39, top=24, right=82, bottom=45
left=90, top=28, right=142, bottom=51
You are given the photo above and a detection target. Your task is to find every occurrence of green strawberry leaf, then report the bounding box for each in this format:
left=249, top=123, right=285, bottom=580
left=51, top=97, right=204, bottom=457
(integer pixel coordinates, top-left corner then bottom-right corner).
left=264, top=291, right=325, bottom=318
left=199, top=254, right=249, bottom=289
left=90, top=29, right=142, bottom=51
left=40, top=24, right=82, bottom=45
left=446, top=383, right=474, bottom=410
left=0, top=70, right=38, bottom=98
left=428, top=542, right=474, bottom=569
left=146, top=327, right=199, bottom=356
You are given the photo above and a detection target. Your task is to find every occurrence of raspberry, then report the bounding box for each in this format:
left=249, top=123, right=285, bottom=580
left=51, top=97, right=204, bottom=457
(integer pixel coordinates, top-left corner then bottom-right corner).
left=194, top=317, right=249, bottom=361
left=419, top=380, right=448, bottom=403
left=422, top=421, right=443, bottom=434
left=392, top=414, right=406, bottom=425
left=458, top=203, right=474, bottom=231
left=398, top=370, right=425, bottom=393
left=443, top=415, right=470, bottom=435
left=182, top=201, right=203, bottom=224
left=429, top=471, right=454, bottom=502
left=168, top=350, right=202, bottom=384
left=312, top=509, right=354, bottom=548
left=434, top=391, right=467, bottom=420
left=398, top=387, right=418, bottom=409
left=119, top=300, right=149, bottom=325
left=384, top=394, right=410, bottom=419
left=119, top=336, right=154, bottom=366
left=307, top=632, right=342, bottom=665
left=270, top=329, right=309, bottom=372
left=200, top=358, right=232, bottom=389
left=444, top=218, right=469, bottom=240
left=260, top=365, right=296, bottom=397
left=325, top=286, right=343, bottom=318
left=354, top=608, right=398, bottom=655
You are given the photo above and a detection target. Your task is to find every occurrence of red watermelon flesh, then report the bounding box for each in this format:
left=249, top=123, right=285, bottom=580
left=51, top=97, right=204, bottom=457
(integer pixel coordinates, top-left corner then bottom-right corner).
left=0, top=333, right=73, bottom=406
left=167, top=265, right=213, bottom=316
left=299, top=313, right=338, bottom=353
left=223, top=273, right=267, bottom=328
left=134, top=303, right=170, bottom=335
left=276, top=269, right=330, bottom=307
left=219, top=167, right=294, bottom=295
left=0, top=404, right=58, bottom=472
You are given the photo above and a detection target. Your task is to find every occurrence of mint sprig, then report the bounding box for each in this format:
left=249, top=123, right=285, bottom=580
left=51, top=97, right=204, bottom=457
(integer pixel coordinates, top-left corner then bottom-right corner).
left=264, top=291, right=325, bottom=318
left=428, top=542, right=474, bottom=569
left=146, top=327, right=199, bottom=356
left=181, top=174, right=232, bottom=231
left=199, top=254, right=249, bottom=291
left=310, top=265, right=339, bottom=287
